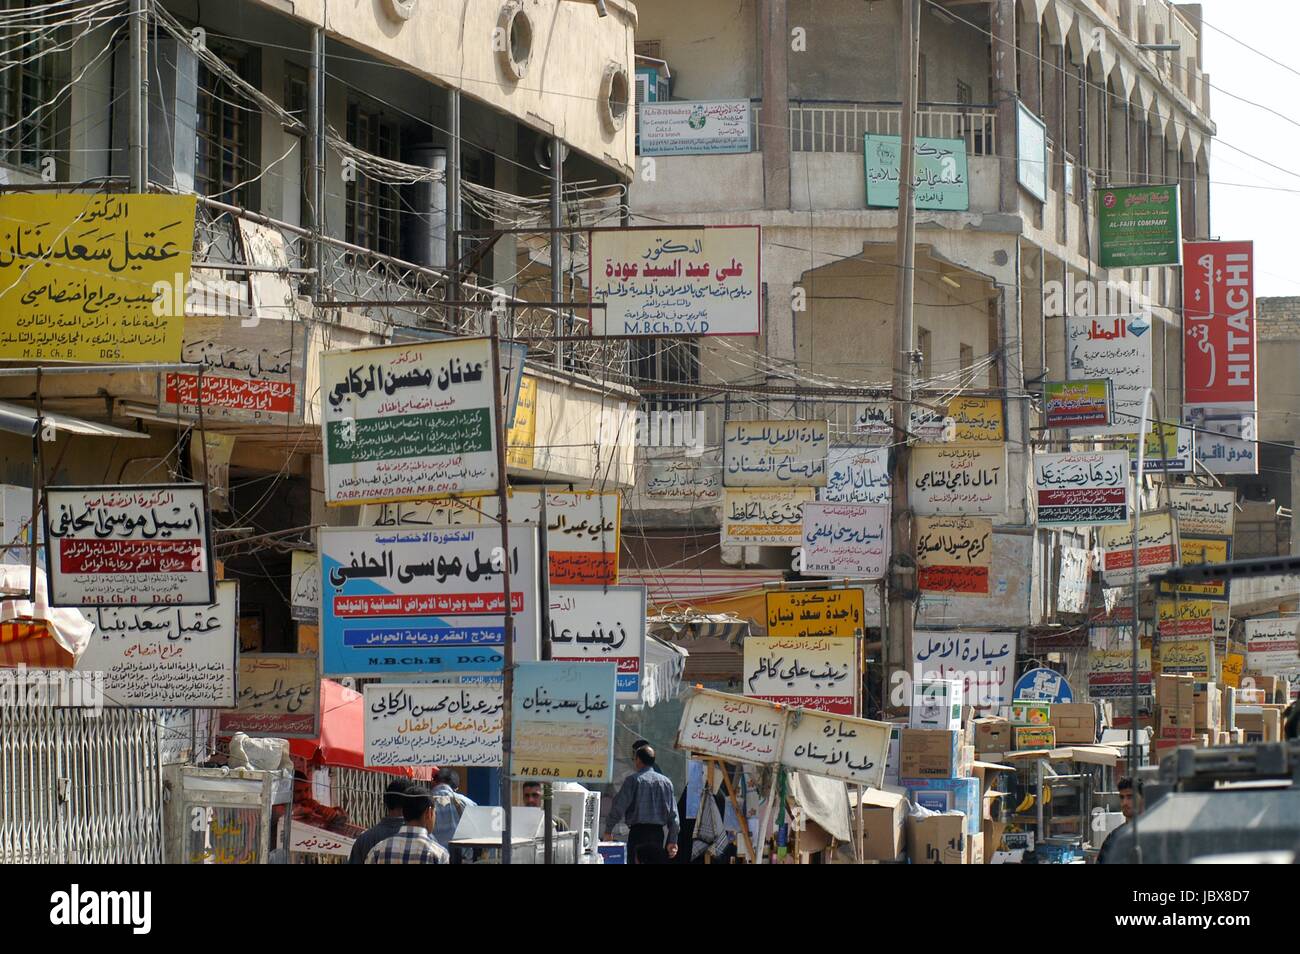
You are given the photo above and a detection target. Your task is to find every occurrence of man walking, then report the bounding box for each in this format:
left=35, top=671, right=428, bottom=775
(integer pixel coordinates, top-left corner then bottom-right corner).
left=348, top=777, right=409, bottom=864
left=603, top=745, right=679, bottom=864
left=365, top=784, right=450, bottom=864
left=431, top=768, right=476, bottom=861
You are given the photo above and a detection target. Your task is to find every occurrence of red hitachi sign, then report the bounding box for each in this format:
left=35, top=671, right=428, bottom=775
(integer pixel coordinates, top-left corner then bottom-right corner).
left=1183, top=240, right=1256, bottom=405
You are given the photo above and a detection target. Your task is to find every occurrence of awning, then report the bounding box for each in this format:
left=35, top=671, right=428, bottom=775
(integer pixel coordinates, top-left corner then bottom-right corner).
left=636, top=634, right=687, bottom=708
left=0, top=401, right=148, bottom=439
left=648, top=613, right=752, bottom=647
left=288, top=679, right=432, bottom=780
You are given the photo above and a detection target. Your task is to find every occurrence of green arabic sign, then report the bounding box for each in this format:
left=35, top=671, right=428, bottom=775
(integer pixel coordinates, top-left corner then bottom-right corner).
left=864, top=135, right=969, bottom=211
left=1097, top=184, right=1181, bottom=268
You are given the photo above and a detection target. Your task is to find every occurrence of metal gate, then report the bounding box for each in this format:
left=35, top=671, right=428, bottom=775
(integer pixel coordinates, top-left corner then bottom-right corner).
left=0, top=707, right=164, bottom=863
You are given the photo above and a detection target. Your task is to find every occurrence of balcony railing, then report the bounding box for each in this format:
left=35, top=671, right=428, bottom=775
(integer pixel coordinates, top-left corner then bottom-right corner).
left=785, top=101, right=997, bottom=156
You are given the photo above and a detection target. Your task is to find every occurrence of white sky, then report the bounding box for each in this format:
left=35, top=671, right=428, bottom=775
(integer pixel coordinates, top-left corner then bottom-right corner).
left=1195, top=1, right=1300, bottom=297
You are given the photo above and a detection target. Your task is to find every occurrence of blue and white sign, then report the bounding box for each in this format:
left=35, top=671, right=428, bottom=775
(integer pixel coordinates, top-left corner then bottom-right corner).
left=638, top=100, right=752, bottom=157
left=1012, top=667, right=1074, bottom=703
left=511, top=661, right=617, bottom=783
left=319, top=525, right=540, bottom=676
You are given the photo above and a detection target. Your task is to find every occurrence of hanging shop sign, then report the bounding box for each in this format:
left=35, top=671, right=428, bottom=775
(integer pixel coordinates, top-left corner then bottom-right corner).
left=799, top=502, right=889, bottom=579
left=1065, top=315, right=1153, bottom=436
left=1157, top=639, right=1215, bottom=679
left=721, top=488, right=814, bottom=545
left=1220, top=652, right=1245, bottom=689
left=742, top=635, right=858, bottom=715
left=1245, top=618, right=1300, bottom=678
left=820, top=446, right=891, bottom=506
left=510, top=661, right=617, bottom=782
left=946, top=397, right=1004, bottom=443
left=504, top=373, right=537, bottom=470
left=1096, top=511, right=1179, bottom=586
left=1159, top=537, right=1231, bottom=600
left=676, top=687, right=787, bottom=766
left=780, top=709, right=891, bottom=789
left=1186, top=404, right=1257, bottom=475
left=909, top=444, right=1008, bottom=516
left=1129, top=421, right=1195, bottom=474
left=864, top=134, right=969, bottom=211
left=912, top=630, right=1016, bottom=711
left=1157, top=599, right=1229, bottom=641
left=909, top=405, right=953, bottom=443
left=1168, top=487, right=1236, bottom=538
left=914, top=515, right=992, bottom=596
left=641, top=452, right=723, bottom=505
left=161, top=315, right=305, bottom=424
left=0, top=194, right=197, bottom=362
left=217, top=653, right=320, bottom=738
left=290, top=550, right=320, bottom=623
left=852, top=402, right=893, bottom=440
left=320, top=337, right=498, bottom=505
left=43, top=484, right=214, bottom=607
left=1183, top=240, right=1256, bottom=407
left=319, top=525, right=540, bottom=676
left=1096, top=184, right=1182, bottom=268
left=723, top=419, right=828, bottom=488
left=638, top=100, right=752, bottom=156
left=589, top=225, right=761, bottom=337
left=1042, top=379, right=1113, bottom=429
left=766, top=589, right=866, bottom=639
left=1016, top=102, right=1048, bottom=202
left=76, top=580, right=237, bottom=708
left=547, top=586, right=646, bottom=702
left=1087, top=647, right=1152, bottom=698
left=363, top=683, right=504, bottom=768
left=1033, top=451, right=1129, bottom=527
left=362, top=490, right=620, bottom=586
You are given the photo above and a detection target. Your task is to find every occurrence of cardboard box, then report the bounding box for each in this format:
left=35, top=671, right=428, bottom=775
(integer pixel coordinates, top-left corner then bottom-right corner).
left=971, top=760, right=1014, bottom=822
left=910, top=679, right=964, bottom=731
left=884, top=724, right=903, bottom=785
left=1013, top=725, right=1056, bottom=751
left=1159, top=704, right=1194, bottom=733
left=1235, top=707, right=1282, bottom=743
left=983, top=819, right=1008, bottom=862
left=1157, top=674, right=1195, bottom=708
left=960, top=744, right=975, bottom=777
left=899, top=728, right=961, bottom=779
left=973, top=716, right=1013, bottom=755
left=903, top=777, right=981, bottom=834
left=1050, top=703, right=1098, bottom=744
left=1236, top=688, right=1267, bottom=705
left=856, top=789, right=907, bottom=862
left=1192, top=682, right=1221, bottom=731
left=965, top=833, right=984, bottom=865
left=906, top=812, right=966, bottom=864
left=1009, top=700, right=1052, bottom=726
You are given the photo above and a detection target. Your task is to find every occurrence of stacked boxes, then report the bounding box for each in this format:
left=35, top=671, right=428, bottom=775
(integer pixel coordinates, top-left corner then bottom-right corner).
left=1154, top=674, right=1195, bottom=760
left=903, top=681, right=988, bottom=858
left=1049, top=703, right=1098, bottom=745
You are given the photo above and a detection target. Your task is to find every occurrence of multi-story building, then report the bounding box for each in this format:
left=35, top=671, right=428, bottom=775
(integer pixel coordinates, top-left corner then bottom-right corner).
left=623, top=1, right=1218, bottom=690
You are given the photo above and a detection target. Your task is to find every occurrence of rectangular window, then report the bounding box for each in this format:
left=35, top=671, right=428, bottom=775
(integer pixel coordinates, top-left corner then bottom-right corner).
left=345, top=101, right=400, bottom=256
left=196, top=45, right=260, bottom=208
left=284, top=65, right=309, bottom=228
left=0, top=0, right=61, bottom=171
left=960, top=343, right=974, bottom=377
left=628, top=339, right=700, bottom=412
left=917, top=327, right=932, bottom=381
left=956, top=80, right=972, bottom=105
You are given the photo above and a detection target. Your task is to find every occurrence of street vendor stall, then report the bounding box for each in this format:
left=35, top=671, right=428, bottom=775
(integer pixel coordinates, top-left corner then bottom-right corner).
left=999, top=745, right=1124, bottom=862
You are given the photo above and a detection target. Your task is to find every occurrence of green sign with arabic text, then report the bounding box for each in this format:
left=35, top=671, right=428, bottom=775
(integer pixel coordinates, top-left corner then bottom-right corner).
left=1097, top=184, right=1181, bottom=268
left=864, top=135, right=969, bottom=211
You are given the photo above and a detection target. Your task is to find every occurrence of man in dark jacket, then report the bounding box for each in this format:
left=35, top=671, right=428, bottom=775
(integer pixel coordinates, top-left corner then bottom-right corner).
left=348, top=777, right=410, bottom=864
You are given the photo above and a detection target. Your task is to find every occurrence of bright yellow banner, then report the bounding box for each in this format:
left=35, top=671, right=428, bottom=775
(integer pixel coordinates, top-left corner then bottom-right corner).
left=0, top=193, right=196, bottom=362
left=1159, top=536, right=1230, bottom=598
left=766, top=589, right=866, bottom=638
left=948, top=397, right=1004, bottom=443
left=506, top=374, right=538, bottom=470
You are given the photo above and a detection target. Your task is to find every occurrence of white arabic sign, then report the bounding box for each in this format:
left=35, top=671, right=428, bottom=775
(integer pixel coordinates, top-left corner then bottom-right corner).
left=1057, top=546, right=1091, bottom=615
left=909, top=444, right=1008, bottom=516
left=76, top=580, right=237, bottom=708
left=676, top=687, right=786, bottom=766
left=290, top=550, right=320, bottom=623
left=289, top=821, right=354, bottom=857
left=1244, top=618, right=1300, bottom=678
left=1096, top=511, right=1179, bottom=587
left=548, top=586, right=646, bottom=703
left=638, top=100, right=752, bottom=156
left=1033, top=451, right=1130, bottom=526
left=1168, top=486, right=1237, bottom=538
left=589, top=226, right=761, bottom=337
left=1066, top=315, right=1153, bottom=436
left=1186, top=403, right=1258, bottom=475
left=721, top=488, right=813, bottom=545
left=912, top=630, right=1017, bottom=711
left=820, top=446, right=891, bottom=506
left=799, top=502, right=889, bottom=579
left=780, top=710, right=891, bottom=789
left=723, top=419, right=828, bottom=488
left=320, top=337, right=498, bottom=504
left=44, top=484, right=214, bottom=607
left=363, top=683, right=504, bottom=767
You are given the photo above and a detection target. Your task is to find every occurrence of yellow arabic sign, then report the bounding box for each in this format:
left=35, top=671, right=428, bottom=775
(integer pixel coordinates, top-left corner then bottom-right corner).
left=0, top=193, right=195, bottom=362
left=947, top=397, right=1004, bottom=443
left=1157, top=639, right=1214, bottom=678
left=506, top=374, right=538, bottom=470
left=1159, top=536, right=1230, bottom=598
left=1220, top=651, right=1245, bottom=689
left=766, top=589, right=865, bottom=638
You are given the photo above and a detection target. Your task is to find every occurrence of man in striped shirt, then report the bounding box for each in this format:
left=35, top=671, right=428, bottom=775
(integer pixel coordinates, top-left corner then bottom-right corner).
left=366, top=784, right=450, bottom=865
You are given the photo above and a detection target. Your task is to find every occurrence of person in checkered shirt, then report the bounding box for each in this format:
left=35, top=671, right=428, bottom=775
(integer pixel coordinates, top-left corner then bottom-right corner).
left=365, top=784, right=450, bottom=865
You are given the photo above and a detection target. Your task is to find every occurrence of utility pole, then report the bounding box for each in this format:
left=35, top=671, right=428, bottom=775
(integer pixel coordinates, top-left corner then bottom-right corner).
left=888, top=0, right=921, bottom=710
left=550, top=136, right=565, bottom=369
left=128, top=0, right=148, bottom=191
left=490, top=329, right=517, bottom=864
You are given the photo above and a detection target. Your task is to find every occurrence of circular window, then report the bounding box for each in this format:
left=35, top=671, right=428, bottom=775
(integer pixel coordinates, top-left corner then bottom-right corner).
left=600, top=63, right=629, bottom=133
left=497, top=3, right=533, bottom=82
left=383, top=0, right=418, bottom=22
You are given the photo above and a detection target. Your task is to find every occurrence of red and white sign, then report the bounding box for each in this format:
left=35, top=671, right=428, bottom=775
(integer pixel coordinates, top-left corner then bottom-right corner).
left=44, top=485, right=214, bottom=607
left=1183, top=241, right=1256, bottom=406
